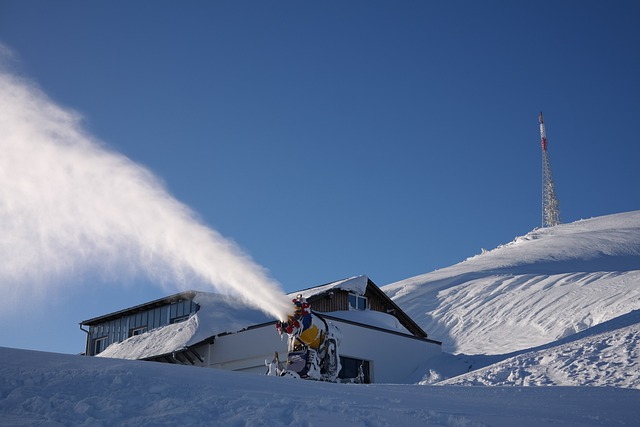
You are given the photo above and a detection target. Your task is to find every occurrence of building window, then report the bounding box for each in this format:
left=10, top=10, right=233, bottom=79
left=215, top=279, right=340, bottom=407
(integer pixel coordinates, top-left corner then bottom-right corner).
left=129, top=326, right=147, bottom=338
left=339, top=356, right=371, bottom=383
left=348, top=293, right=367, bottom=310
left=93, top=337, right=108, bottom=355
left=169, top=299, right=198, bottom=324
left=170, top=315, right=189, bottom=324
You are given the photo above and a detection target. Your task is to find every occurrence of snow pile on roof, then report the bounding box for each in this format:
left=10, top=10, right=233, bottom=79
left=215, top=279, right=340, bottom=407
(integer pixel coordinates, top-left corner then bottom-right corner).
left=384, top=211, right=640, bottom=355
left=99, top=293, right=272, bottom=360
left=98, top=314, right=199, bottom=360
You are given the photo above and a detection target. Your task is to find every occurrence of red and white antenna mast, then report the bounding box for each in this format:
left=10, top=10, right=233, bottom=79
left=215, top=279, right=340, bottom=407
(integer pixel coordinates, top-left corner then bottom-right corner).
left=539, top=112, right=561, bottom=227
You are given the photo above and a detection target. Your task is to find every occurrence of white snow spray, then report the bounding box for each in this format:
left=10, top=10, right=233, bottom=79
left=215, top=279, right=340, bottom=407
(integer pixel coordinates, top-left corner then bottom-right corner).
left=0, top=54, right=291, bottom=321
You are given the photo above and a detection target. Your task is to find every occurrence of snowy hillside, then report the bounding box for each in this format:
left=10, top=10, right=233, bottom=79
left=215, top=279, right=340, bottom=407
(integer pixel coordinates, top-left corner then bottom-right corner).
left=384, top=211, right=640, bottom=355
left=436, top=309, right=640, bottom=388
left=383, top=211, right=640, bottom=388
left=1, top=346, right=639, bottom=426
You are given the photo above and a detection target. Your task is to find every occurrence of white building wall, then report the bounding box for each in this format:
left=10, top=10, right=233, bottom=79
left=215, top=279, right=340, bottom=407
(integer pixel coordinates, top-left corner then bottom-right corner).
left=327, top=318, right=441, bottom=383
left=206, top=324, right=288, bottom=374
left=199, top=318, right=441, bottom=383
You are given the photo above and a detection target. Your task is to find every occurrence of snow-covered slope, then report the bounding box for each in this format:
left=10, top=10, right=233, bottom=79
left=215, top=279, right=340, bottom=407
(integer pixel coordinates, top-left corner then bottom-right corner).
left=437, top=309, right=640, bottom=388
left=382, top=211, right=640, bottom=388
left=1, top=346, right=638, bottom=426
left=384, top=211, right=640, bottom=355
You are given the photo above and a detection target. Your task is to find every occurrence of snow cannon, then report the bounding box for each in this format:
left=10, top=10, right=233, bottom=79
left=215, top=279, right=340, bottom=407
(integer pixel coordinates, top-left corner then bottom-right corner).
left=273, top=294, right=341, bottom=381
left=276, top=294, right=325, bottom=350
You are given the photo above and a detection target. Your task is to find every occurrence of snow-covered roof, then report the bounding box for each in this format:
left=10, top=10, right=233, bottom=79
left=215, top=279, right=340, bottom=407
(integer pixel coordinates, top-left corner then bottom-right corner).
left=98, top=275, right=413, bottom=361
left=291, top=275, right=369, bottom=299
left=98, top=292, right=272, bottom=360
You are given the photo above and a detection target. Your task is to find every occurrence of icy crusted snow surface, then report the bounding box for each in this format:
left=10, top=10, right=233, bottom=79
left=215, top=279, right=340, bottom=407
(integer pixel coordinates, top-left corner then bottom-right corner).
left=1, top=346, right=638, bottom=426
left=384, top=211, right=640, bottom=355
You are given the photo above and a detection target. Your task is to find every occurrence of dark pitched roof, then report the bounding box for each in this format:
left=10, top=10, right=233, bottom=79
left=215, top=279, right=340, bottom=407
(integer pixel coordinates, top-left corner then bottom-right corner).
left=304, top=277, right=430, bottom=339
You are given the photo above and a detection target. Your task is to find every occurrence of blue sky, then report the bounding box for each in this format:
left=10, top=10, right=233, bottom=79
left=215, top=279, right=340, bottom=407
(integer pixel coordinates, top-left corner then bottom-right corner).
left=1, top=1, right=639, bottom=354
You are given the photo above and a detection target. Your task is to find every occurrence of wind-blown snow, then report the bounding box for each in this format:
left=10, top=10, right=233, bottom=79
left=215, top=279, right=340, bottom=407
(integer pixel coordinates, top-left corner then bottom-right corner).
left=1, top=346, right=638, bottom=426
left=0, top=59, right=292, bottom=322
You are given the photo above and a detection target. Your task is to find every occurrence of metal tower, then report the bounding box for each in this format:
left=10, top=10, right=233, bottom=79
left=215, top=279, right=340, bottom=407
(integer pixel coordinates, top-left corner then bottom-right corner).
left=539, top=112, right=561, bottom=227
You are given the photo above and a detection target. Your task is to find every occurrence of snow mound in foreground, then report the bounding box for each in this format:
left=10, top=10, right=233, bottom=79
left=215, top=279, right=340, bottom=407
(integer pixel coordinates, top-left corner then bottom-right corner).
left=1, top=346, right=638, bottom=426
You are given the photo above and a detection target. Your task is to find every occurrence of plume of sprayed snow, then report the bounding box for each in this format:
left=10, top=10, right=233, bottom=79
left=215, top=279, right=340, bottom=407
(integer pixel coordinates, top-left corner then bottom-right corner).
left=0, top=52, right=291, bottom=321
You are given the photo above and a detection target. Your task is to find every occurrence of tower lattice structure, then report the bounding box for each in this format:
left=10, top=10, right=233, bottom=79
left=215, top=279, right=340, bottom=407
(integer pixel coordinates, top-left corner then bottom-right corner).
left=539, top=112, right=561, bottom=227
